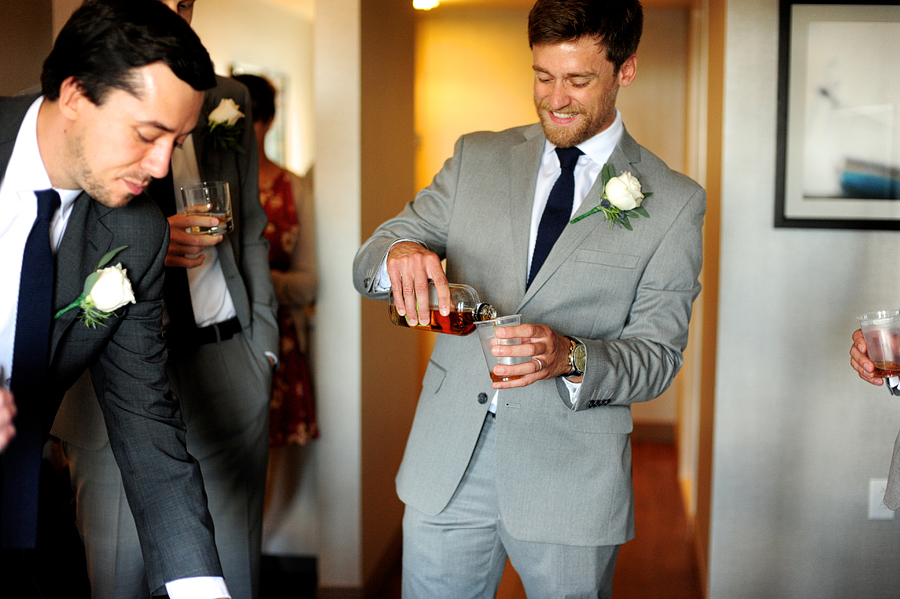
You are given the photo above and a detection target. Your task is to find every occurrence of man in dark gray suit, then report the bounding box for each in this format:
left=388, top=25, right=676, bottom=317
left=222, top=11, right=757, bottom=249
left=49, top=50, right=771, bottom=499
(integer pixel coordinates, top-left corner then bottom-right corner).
left=0, top=1, right=228, bottom=598
left=52, top=1, right=279, bottom=598
left=353, top=0, right=705, bottom=597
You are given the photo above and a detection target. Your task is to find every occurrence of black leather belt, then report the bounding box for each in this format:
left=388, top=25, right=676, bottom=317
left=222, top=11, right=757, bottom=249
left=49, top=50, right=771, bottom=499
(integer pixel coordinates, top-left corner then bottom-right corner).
left=165, top=316, right=242, bottom=348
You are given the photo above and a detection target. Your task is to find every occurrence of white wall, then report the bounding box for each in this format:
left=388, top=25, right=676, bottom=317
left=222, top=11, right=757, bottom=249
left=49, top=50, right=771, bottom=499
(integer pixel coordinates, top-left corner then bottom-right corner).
left=708, top=0, right=900, bottom=596
left=192, top=0, right=315, bottom=175
left=309, top=0, right=362, bottom=587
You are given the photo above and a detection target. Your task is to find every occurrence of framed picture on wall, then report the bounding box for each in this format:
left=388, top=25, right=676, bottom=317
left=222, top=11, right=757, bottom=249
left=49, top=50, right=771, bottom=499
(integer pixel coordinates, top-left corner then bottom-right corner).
left=775, top=0, right=900, bottom=229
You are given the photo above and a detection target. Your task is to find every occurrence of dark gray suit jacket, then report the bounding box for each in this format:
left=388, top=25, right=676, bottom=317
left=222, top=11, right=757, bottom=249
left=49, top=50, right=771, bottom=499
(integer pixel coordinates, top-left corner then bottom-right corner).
left=53, top=77, right=279, bottom=452
left=0, top=94, right=222, bottom=591
left=354, top=123, right=705, bottom=548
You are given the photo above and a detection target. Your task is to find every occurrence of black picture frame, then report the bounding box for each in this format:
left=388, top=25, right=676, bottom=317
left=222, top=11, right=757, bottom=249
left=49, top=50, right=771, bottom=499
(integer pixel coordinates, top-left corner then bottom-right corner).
left=775, top=0, right=900, bottom=229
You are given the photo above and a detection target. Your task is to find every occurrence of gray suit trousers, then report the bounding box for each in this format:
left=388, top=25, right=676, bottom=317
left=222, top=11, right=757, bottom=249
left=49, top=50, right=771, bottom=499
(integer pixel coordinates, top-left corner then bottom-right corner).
left=402, top=413, right=620, bottom=599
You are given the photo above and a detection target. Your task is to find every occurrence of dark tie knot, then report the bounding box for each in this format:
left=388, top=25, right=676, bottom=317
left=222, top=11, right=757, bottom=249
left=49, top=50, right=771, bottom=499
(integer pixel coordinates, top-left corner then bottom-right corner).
left=34, top=188, right=61, bottom=222
left=555, top=146, right=583, bottom=171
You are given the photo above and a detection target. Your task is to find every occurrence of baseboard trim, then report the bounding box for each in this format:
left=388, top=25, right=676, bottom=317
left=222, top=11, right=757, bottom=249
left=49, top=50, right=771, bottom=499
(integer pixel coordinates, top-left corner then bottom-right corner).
left=317, top=589, right=363, bottom=599
left=260, top=554, right=318, bottom=599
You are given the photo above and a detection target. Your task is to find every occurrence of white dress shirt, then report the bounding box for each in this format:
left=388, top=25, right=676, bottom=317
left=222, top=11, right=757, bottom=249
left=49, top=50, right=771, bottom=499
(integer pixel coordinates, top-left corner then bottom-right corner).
left=0, top=96, right=229, bottom=599
left=374, top=111, right=626, bottom=411
left=0, top=97, right=80, bottom=385
left=170, top=136, right=237, bottom=327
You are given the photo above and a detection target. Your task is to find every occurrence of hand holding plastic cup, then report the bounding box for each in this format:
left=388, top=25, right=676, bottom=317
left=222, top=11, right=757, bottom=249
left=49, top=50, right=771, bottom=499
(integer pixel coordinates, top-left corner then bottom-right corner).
left=857, top=309, right=900, bottom=378
left=181, top=181, right=233, bottom=236
left=476, top=314, right=528, bottom=383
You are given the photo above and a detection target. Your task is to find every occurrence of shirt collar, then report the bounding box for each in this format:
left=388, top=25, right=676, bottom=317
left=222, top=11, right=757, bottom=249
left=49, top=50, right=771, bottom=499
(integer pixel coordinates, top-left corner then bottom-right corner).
left=8, top=96, right=83, bottom=211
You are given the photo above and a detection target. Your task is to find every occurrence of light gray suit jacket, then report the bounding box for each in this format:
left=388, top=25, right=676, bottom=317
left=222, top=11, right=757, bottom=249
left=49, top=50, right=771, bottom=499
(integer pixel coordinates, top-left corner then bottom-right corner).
left=0, top=95, right=222, bottom=589
left=353, top=123, right=705, bottom=546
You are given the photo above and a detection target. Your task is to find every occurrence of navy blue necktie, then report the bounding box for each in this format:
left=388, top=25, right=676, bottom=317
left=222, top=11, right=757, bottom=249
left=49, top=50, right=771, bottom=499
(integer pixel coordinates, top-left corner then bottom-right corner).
left=528, top=146, right=583, bottom=287
left=1, top=188, right=61, bottom=549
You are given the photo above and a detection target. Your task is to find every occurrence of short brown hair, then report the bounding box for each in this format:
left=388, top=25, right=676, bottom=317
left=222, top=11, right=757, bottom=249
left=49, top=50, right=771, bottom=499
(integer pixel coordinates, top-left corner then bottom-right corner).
left=527, top=0, right=643, bottom=73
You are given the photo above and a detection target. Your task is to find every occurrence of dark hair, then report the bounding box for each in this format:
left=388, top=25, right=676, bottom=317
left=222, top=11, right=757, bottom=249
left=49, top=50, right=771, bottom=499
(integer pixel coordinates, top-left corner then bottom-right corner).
left=527, top=0, right=643, bottom=73
left=232, top=74, right=276, bottom=124
left=41, top=0, right=216, bottom=103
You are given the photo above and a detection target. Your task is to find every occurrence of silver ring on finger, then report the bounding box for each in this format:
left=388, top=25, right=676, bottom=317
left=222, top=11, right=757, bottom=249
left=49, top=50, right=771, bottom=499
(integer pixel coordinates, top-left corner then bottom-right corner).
left=532, top=357, right=544, bottom=372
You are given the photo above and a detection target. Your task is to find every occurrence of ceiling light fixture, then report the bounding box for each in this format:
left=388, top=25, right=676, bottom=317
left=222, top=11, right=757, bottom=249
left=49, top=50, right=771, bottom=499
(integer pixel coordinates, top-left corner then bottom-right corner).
left=413, top=0, right=440, bottom=9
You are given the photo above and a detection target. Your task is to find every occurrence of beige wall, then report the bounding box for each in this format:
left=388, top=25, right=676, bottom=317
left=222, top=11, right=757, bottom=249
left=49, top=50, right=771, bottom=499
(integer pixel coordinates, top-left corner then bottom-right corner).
left=359, top=0, right=420, bottom=591
left=1, top=0, right=52, bottom=96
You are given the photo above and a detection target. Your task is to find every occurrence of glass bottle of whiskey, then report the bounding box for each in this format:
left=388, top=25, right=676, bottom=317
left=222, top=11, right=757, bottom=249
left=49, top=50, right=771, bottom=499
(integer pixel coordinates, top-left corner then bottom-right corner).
left=389, top=282, right=496, bottom=336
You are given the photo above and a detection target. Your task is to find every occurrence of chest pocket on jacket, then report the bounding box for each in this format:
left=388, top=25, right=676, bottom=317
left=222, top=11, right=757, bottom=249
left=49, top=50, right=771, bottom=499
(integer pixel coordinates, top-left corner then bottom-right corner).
left=574, top=249, right=640, bottom=270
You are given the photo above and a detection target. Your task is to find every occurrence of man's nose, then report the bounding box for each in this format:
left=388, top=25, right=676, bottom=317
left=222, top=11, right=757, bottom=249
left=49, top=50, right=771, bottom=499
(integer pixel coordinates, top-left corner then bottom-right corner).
left=143, top=142, right=172, bottom=179
left=548, top=82, right=570, bottom=109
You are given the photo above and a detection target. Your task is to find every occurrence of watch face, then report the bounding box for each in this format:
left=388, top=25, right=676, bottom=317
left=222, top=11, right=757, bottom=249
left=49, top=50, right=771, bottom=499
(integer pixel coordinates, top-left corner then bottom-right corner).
left=574, top=343, right=587, bottom=372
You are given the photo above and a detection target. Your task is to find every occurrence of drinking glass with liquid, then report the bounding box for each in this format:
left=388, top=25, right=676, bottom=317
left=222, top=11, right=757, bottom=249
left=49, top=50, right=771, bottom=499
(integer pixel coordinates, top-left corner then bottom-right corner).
left=858, top=309, right=900, bottom=377
left=181, top=181, right=234, bottom=236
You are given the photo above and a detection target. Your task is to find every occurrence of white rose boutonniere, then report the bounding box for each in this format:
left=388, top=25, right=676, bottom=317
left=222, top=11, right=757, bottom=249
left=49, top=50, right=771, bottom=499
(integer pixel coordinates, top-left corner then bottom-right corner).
left=55, top=246, right=136, bottom=328
left=570, top=164, right=651, bottom=230
left=205, top=98, right=246, bottom=153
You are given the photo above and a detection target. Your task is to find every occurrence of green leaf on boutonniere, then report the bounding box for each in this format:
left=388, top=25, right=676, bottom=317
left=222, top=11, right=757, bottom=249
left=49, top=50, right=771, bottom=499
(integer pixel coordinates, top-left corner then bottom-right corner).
left=55, top=245, right=129, bottom=323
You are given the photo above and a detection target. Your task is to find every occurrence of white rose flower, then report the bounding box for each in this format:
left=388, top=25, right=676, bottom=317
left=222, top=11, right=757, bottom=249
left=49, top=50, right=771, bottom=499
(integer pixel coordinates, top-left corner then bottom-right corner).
left=87, top=264, right=136, bottom=312
left=604, top=172, right=644, bottom=211
left=208, top=98, right=244, bottom=127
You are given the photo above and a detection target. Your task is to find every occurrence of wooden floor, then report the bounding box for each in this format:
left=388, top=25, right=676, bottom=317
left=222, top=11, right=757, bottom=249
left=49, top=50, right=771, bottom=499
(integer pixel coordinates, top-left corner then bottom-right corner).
left=612, top=441, right=703, bottom=599
left=373, top=440, right=702, bottom=599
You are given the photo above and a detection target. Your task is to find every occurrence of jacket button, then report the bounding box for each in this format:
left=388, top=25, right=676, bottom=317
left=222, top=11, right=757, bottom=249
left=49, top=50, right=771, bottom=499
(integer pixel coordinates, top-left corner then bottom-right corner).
left=477, top=392, right=488, bottom=404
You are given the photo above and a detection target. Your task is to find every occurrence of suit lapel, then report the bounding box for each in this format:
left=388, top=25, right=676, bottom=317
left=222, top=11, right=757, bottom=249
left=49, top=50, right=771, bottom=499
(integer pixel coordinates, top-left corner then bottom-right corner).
left=507, top=125, right=544, bottom=301
left=193, top=83, right=244, bottom=268
left=49, top=194, right=113, bottom=363
left=519, top=128, right=643, bottom=307
left=190, top=81, right=251, bottom=325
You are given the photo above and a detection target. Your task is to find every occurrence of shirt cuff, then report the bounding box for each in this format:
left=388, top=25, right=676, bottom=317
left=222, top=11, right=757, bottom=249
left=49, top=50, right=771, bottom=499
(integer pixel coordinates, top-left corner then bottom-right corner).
left=562, top=375, right=582, bottom=404
left=888, top=376, right=900, bottom=396
left=165, top=576, right=230, bottom=599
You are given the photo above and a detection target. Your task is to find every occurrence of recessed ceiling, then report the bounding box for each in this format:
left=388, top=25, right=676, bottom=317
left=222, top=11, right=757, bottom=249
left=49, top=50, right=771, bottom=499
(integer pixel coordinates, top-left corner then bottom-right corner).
left=263, top=0, right=693, bottom=16
left=427, top=0, right=693, bottom=8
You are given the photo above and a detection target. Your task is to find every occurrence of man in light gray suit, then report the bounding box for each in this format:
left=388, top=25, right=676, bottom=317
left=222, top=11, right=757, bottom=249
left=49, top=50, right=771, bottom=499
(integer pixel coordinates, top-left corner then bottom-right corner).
left=353, top=0, right=705, bottom=597
left=0, top=1, right=227, bottom=597
left=52, top=2, right=279, bottom=598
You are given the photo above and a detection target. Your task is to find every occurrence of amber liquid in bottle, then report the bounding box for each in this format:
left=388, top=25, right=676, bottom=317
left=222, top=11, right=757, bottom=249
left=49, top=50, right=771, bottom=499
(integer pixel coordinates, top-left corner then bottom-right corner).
left=389, top=305, right=477, bottom=336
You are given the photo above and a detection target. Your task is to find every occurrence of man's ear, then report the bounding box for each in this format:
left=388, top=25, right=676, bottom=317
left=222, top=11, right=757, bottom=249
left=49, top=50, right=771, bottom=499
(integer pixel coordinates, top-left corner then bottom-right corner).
left=57, top=76, right=89, bottom=121
left=617, top=55, right=637, bottom=88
